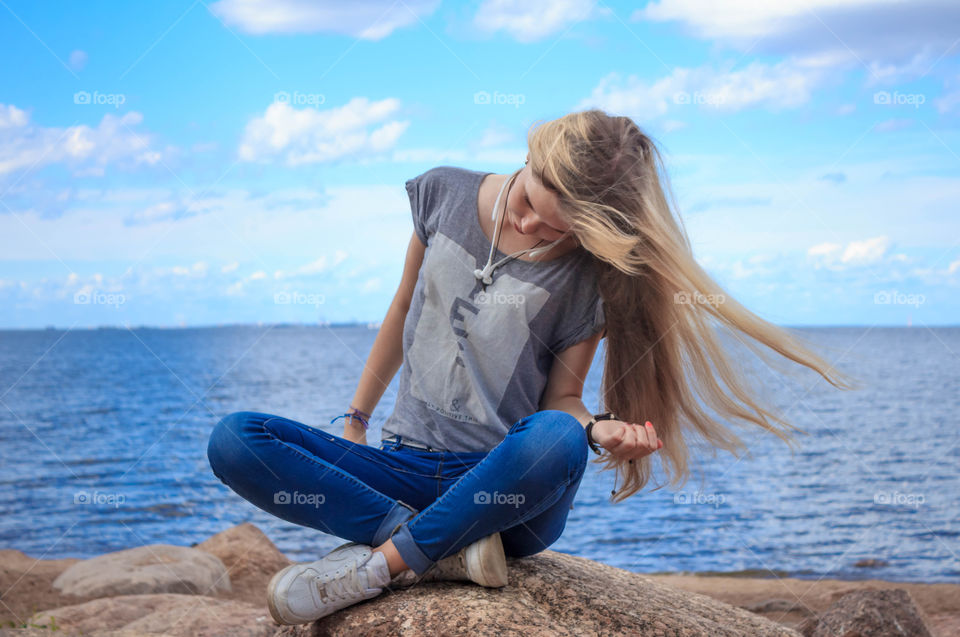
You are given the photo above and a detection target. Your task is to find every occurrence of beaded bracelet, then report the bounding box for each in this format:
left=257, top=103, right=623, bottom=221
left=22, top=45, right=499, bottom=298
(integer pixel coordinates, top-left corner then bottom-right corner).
left=329, top=405, right=372, bottom=430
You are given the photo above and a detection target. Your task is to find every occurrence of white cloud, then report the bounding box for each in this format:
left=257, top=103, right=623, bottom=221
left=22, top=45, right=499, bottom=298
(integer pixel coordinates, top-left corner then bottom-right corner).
left=476, top=122, right=515, bottom=148
left=730, top=254, right=776, bottom=279
left=208, top=0, right=441, bottom=39
left=390, top=146, right=527, bottom=164
left=674, top=154, right=960, bottom=267
left=934, top=73, right=960, bottom=114
left=0, top=105, right=168, bottom=177
left=127, top=201, right=179, bottom=225
left=576, top=58, right=827, bottom=119
left=636, top=0, right=882, bottom=41
left=228, top=254, right=351, bottom=295
left=473, top=0, right=608, bottom=42
left=0, top=104, right=29, bottom=128
left=808, top=236, right=890, bottom=268
left=842, top=236, right=889, bottom=264
left=660, top=119, right=687, bottom=133
left=633, top=0, right=959, bottom=80
left=238, top=98, right=410, bottom=165
left=808, top=242, right=842, bottom=258
left=275, top=256, right=327, bottom=279
left=151, top=261, right=208, bottom=278
left=0, top=182, right=413, bottom=264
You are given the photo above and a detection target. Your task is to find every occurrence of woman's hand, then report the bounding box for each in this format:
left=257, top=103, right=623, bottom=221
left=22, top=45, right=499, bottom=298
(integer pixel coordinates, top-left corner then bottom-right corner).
left=592, top=419, right=663, bottom=461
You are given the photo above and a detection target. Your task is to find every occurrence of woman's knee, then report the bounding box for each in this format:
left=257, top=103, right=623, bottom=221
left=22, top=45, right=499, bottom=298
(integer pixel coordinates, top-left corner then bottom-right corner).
left=511, top=409, right=588, bottom=479
left=207, top=411, right=261, bottom=481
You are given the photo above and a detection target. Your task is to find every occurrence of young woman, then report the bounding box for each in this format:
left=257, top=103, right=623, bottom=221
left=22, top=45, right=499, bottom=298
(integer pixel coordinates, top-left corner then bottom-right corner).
left=206, top=109, right=855, bottom=625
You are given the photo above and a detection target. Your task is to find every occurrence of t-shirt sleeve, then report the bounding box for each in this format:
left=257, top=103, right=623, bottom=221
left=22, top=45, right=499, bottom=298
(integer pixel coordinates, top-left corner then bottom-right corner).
left=552, top=294, right=606, bottom=353
left=405, top=169, right=437, bottom=245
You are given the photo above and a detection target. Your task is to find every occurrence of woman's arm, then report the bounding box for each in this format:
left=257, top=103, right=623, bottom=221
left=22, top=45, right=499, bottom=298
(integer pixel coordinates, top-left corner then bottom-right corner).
left=539, top=330, right=603, bottom=427
left=343, top=232, right=426, bottom=444
left=540, top=331, right=663, bottom=460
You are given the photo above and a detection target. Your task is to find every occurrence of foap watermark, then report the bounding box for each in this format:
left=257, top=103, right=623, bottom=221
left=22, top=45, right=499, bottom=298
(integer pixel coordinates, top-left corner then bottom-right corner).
left=475, top=290, right=525, bottom=308
left=474, top=490, right=525, bottom=508
left=873, top=90, right=925, bottom=109
left=274, top=490, right=326, bottom=507
left=73, top=90, right=126, bottom=109
left=274, top=291, right=325, bottom=307
left=673, top=91, right=725, bottom=107
left=274, top=90, right=325, bottom=107
left=74, top=290, right=126, bottom=307
left=674, top=491, right=726, bottom=508
left=473, top=90, right=525, bottom=108
left=674, top=291, right=725, bottom=306
left=74, top=490, right=125, bottom=508
left=874, top=289, right=925, bottom=308
left=874, top=491, right=924, bottom=508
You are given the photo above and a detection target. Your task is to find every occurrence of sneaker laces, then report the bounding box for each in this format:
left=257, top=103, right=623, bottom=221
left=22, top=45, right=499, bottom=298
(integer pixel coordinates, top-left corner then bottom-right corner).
left=314, top=559, right=369, bottom=603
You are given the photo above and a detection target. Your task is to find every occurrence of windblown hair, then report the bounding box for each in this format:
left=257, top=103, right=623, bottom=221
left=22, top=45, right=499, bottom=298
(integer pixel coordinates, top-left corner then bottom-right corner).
left=526, top=109, right=860, bottom=503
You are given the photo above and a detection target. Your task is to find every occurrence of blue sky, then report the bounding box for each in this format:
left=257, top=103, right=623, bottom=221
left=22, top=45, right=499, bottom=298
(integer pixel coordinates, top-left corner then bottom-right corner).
left=1, top=0, right=958, bottom=329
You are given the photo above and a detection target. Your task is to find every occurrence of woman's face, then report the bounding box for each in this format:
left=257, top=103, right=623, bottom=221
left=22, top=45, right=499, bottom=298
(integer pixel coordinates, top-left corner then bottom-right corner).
left=506, top=154, right=573, bottom=244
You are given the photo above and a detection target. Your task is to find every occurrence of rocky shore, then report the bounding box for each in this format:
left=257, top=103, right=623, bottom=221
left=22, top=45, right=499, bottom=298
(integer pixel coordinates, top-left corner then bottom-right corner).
left=1, top=523, right=956, bottom=636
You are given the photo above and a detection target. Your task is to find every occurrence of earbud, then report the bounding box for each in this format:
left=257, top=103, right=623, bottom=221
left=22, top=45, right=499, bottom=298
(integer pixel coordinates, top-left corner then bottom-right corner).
left=473, top=267, right=493, bottom=285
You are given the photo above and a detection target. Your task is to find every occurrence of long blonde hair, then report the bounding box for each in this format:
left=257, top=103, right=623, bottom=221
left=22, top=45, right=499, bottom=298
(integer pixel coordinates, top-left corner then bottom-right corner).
left=527, top=109, right=861, bottom=503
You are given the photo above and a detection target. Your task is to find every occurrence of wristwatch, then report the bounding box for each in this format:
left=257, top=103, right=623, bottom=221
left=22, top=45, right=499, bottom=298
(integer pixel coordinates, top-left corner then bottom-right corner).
left=585, top=412, right=618, bottom=455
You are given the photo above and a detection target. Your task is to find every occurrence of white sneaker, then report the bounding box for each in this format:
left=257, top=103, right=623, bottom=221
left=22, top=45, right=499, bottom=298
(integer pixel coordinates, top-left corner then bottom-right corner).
left=267, top=542, right=392, bottom=625
left=389, top=531, right=508, bottom=589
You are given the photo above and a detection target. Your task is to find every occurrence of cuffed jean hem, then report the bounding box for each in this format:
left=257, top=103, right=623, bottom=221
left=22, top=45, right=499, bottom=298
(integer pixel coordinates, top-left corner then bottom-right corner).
left=390, top=521, right=433, bottom=575
left=373, top=500, right=418, bottom=547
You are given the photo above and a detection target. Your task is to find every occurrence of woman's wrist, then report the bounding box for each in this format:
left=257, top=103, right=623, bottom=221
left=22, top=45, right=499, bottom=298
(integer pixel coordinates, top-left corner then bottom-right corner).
left=330, top=405, right=373, bottom=431
left=585, top=412, right=618, bottom=455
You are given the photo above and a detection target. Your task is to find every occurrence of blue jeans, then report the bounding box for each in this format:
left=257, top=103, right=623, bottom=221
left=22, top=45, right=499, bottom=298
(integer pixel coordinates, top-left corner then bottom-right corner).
left=206, top=409, right=588, bottom=575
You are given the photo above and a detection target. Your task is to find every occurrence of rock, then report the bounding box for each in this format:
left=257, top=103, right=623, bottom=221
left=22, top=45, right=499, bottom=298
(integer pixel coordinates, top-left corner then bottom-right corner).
left=278, top=549, right=801, bottom=636
left=196, top=523, right=292, bottom=606
left=800, top=588, right=933, bottom=637
left=853, top=559, right=889, bottom=568
left=0, top=549, right=84, bottom=626
left=743, top=598, right=815, bottom=616
left=11, top=524, right=957, bottom=636
left=28, top=593, right=273, bottom=637
left=52, top=545, right=231, bottom=598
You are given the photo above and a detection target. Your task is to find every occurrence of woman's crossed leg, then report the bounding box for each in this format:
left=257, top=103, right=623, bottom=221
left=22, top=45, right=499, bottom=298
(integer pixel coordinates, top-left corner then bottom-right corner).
left=206, top=409, right=589, bottom=575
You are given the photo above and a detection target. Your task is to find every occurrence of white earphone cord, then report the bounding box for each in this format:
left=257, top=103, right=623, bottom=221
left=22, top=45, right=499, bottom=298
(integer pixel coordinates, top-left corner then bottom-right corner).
left=474, top=169, right=569, bottom=286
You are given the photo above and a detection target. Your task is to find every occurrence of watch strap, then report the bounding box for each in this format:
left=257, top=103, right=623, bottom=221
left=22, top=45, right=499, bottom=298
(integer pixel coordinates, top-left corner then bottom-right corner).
left=585, top=412, right=617, bottom=455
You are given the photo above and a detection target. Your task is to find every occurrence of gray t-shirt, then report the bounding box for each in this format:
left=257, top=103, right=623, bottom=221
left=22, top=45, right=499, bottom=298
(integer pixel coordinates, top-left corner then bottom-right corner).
left=381, top=166, right=605, bottom=452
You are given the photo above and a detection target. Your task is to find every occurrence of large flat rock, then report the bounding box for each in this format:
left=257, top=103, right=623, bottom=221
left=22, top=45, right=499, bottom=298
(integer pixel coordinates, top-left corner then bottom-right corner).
left=28, top=593, right=273, bottom=637
left=278, top=549, right=801, bottom=636
left=52, top=544, right=231, bottom=598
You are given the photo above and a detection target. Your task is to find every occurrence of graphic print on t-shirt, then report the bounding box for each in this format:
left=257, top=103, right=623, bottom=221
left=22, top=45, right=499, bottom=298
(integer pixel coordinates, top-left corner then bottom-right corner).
left=408, top=232, right=549, bottom=425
